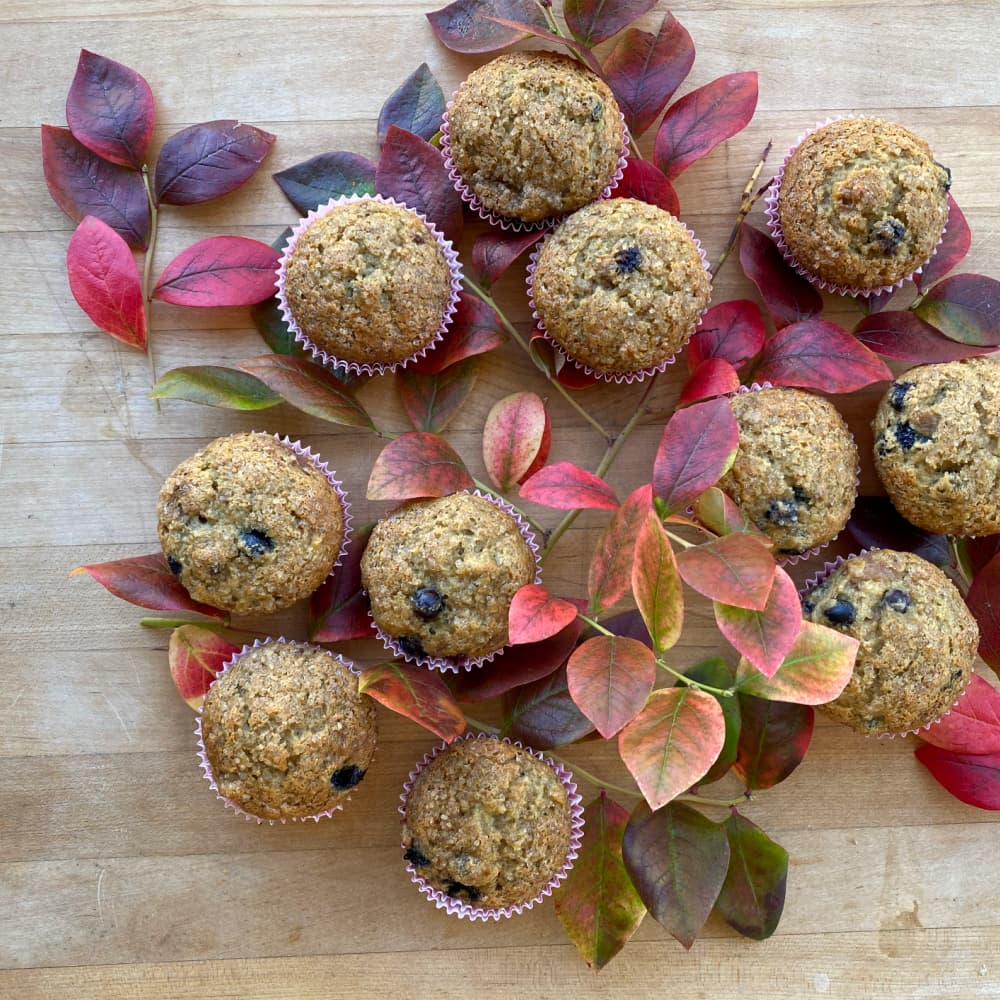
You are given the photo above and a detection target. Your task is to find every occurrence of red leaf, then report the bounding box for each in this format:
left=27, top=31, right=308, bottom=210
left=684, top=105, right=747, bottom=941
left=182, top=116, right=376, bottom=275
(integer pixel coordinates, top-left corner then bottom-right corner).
left=397, top=357, right=479, bottom=433
left=611, top=157, right=680, bottom=216
left=70, top=552, right=226, bottom=619
left=676, top=532, right=776, bottom=612
left=915, top=195, right=971, bottom=291
left=914, top=274, right=1000, bottom=347
left=734, top=696, right=814, bottom=789
left=508, top=584, right=579, bottom=645
left=367, top=431, right=473, bottom=500
left=652, top=397, right=739, bottom=515
left=153, top=120, right=275, bottom=206
left=426, top=0, right=549, bottom=54
left=568, top=635, right=657, bottom=738
left=632, top=512, right=683, bottom=653
left=602, top=14, right=695, bottom=139
left=272, top=151, right=377, bottom=215
left=687, top=299, right=766, bottom=371
left=914, top=744, right=1000, bottom=811
left=169, top=625, right=241, bottom=711
left=377, top=63, right=446, bottom=148
left=966, top=552, right=1000, bottom=680
left=519, top=462, right=619, bottom=511
left=66, top=216, right=146, bottom=349
left=153, top=236, right=280, bottom=307
left=375, top=125, right=463, bottom=245
left=556, top=363, right=604, bottom=390
left=309, top=523, right=374, bottom=643
left=654, top=72, right=758, bottom=181
left=360, top=662, right=466, bottom=742
left=66, top=50, right=154, bottom=169
left=412, top=291, right=505, bottom=374
left=679, top=358, right=740, bottom=405
left=470, top=229, right=544, bottom=287
left=738, top=224, right=823, bottom=330
left=41, top=125, right=150, bottom=249
left=564, top=0, right=656, bottom=45
left=855, top=309, right=995, bottom=363
left=588, top=484, right=654, bottom=614
left=483, top=391, right=549, bottom=492
left=965, top=536, right=1000, bottom=579
left=503, top=665, right=596, bottom=749
left=757, top=319, right=893, bottom=393
left=918, top=675, right=1000, bottom=755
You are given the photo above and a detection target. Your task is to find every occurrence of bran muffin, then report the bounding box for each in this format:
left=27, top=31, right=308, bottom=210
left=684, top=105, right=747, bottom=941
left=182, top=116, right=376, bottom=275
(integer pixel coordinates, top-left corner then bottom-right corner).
left=199, top=640, right=377, bottom=821
left=718, top=388, right=858, bottom=556
left=770, top=118, right=950, bottom=291
left=873, top=358, right=1000, bottom=536
left=529, top=198, right=711, bottom=379
left=443, top=51, right=625, bottom=225
left=158, top=433, right=346, bottom=616
left=361, top=492, right=538, bottom=668
left=802, top=549, right=978, bottom=735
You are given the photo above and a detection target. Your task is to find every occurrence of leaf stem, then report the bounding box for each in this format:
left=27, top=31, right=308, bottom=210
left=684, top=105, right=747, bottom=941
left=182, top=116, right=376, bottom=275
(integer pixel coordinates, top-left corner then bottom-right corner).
left=711, top=143, right=773, bottom=279
left=535, top=0, right=563, bottom=37
left=463, top=715, right=501, bottom=736
left=663, top=528, right=695, bottom=550
left=141, top=164, right=160, bottom=403
left=677, top=792, right=750, bottom=808
left=657, top=659, right=736, bottom=697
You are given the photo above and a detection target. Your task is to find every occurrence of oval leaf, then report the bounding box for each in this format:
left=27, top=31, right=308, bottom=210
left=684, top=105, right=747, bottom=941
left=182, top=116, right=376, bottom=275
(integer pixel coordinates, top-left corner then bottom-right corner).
left=169, top=625, right=241, bottom=711
left=309, top=523, right=374, bottom=643
left=150, top=366, right=280, bottom=410
left=846, top=496, right=951, bottom=568
left=411, top=291, right=506, bottom=374
left=686, top=658, right=742, bottom=785
left=734, top=696, right=814, bottom=790
left=676, top=532, right=776, bottom=612
left=153, top=236, right=280, bottom=307
left=854, top=310, right=994, bottom=363
left=565, top=0, right=656, bottom=46
left=509, top=584, right=579, bottom=645
left=915, top=195, right=971, bottom=291
left=273, top=151, right=376, bottom=215
left=502, top=665, right=595, bottom=750
left=913, top=273, right=1000, bottom=347
left=426, top=0, right=548, bottom=54
left=632, top=512, right=683, bottom=653
left=397, top=357, right=479, bottom=433
left=679, top=358, right=741, bottom=405
left=483, top=391, right=548, bottom=492
left=367, top=431, right=473, bottom=501
left=687, top=299, right=766, bottom=371
left=915, top=675, right=1000, bottom=755
left=738, top=224, right=823, bottom=330
left=914, top=744, right=1000, bottom=811
left=693, top=487, right=770, bottom=542
left=251, top=295, right=310, bottom=359
left=360, top=661, right=466, bottom=742
left=378, top=63, right=446, bottom=147
left=589, top=484, right=654, bottom=615
left=520, top=462, right=619, bottom=511
left=966, top=551, right=1000, bottom=680
left=471, top=229, right=546, bottom=288
left=611, top=157, right=680, bottom=216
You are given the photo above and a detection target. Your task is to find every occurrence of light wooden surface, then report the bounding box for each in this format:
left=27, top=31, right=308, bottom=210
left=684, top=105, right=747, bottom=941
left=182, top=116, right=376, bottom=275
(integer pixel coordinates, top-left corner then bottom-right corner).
left=2, top=2, right=999, bottom=997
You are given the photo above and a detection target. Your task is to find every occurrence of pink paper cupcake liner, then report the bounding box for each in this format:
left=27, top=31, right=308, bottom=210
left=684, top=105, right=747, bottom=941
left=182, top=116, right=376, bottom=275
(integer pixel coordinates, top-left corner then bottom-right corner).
left=195, top=637, right=368, bottom=824
left=274, top=193, right=463, bottom=376
left=526, top=225, right=711, bottom=385
left=369, top=489, right=542, bottom=673
left=765, top=116, right=947, bottom=299
left=398, top=732, right=585, bottom=921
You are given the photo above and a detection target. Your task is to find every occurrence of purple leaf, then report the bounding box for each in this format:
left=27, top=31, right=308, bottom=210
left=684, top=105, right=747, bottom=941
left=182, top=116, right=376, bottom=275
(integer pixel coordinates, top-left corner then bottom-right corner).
left=915, top=195, right=971, bottom=291
left=470, top=229, right=544, bottom=287
left=565, top=0, right=657, bottom=47
left=273, top=151, right=376, bottom=215
left=502, top=665, right=596, bottom=749
left=738, top=224, right=823, bottom=329
left=913, top=273, right=1000, bottom=347
left=426, top=0, right=548, bottom=54
left=611, top=157, right=680, bottom=216
left=734, top=696, right=813, bottom=789
left=846, top=496, right=951, bottom=568
left=411, top=291, right=505, bottom=374
left=153, top=237, right=280, bottom=306
left=378, top=63, right=446, bottom=147
left=855, top=309, right=995, bottom=362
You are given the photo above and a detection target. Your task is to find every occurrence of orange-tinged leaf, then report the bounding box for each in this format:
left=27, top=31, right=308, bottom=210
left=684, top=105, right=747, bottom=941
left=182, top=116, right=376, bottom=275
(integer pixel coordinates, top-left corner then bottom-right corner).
left=588, top=484, right=653, bottom=615
left=168, top=625, right=241, bottom=710
left=693, top=487, right=771, bottom=542
left=632, top=511, right=683, bottom=653
left=508, top=584, right=579, bottom=645
left=676, top=532, right=776, bottom=611
left=367, top=431, right=473, bottom=500
left=359, top=661, right=466, bottom=742
left=482, top=391, right=549, bottom=492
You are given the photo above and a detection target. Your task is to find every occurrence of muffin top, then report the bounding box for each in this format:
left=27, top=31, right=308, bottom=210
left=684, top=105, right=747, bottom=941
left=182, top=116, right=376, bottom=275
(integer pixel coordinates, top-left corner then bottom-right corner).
left=402, top=738, right=573, bottom=910
left=360, top=492, right=536, bottom=663
left=283, top=199, right=452, bottom=366
left=157, top=432, right=344, bottom=616
left=777, top=118, right=950, bottom=289
left=873, top=358, right=1000, bottom=536
left=718, top=388, right=858, bottom=555
left=531, top=198, right=711, bottom=374
left=446, top=51, right=624, bottom=223
left=201, top=641, right=377, bottom=821
left=802, top=549, right=978, bottom=735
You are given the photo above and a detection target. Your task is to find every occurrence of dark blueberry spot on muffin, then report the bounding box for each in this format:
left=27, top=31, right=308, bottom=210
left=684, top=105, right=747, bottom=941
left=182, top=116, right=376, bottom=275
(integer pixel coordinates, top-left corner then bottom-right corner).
left=935, top=161, right=952, bottom=191
left=824, top=600, right=856, bottom=626
left=802, top=598, right=816, bottom=614
left=413, top=234, right=425, bottom=245
left=894, top=422, right=931, bottom=450
left=445, top=880, right=482, bottom=903
left=331, top=764, right=365, bottom=791
left=397, top=635, right=426, bottom=659
left=590, top=100, right=604, bottom=122
left=765, top=497, right=799, bottom=527
left=881, top=589, right=912, bottom=613
left=411, top=587, right=445, bottom=620
left=239, top=528, right=274, bottom=557
left=889, top=381, right=913, bottom=411
left=862, top=716, right=883, bottom=732
left=404, top=845, right=430, bottom=867
left=778, top=545, right=807, bottom=555
left=870, top=217, right=906, bottom=256
left=614, top=245, right=643, bottom=274
left=167, top=556, right=183, bottom=575
left=792, top=486, right=811, bottom=504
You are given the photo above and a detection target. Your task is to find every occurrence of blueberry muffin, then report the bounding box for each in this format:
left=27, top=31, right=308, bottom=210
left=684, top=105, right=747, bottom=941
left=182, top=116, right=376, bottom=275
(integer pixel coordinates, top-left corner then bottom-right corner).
left=200, top=640, right=377, bottom=821
left=158, top=433, right=345, bottom=616
left=718, top=388, right=858, bottom=556
left=802, top=549, right=978, bottom=735
left=873, top=358, right=1000, bottom=536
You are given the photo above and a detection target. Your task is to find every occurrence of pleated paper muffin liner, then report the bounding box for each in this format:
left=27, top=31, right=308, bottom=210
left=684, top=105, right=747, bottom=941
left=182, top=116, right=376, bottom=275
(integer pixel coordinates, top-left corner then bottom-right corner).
left=398, top=732, right=585, bottom=921
left=764, top=116, right=947, bottom=299
left=195, top=637, right=369, bottom=824
left=369, top=489, right=542, bottom=673
left=274, top=193, right=463, bottom=376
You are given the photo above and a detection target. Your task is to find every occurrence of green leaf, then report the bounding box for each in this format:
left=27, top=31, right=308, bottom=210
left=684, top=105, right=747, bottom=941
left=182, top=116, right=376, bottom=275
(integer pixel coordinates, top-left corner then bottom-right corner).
left=150, top=366, right=282, bottom=410
left=685, top=657, right=741, bottom=785
left=250, top=295, right=310, bottom=359
left=913, top=274, right=1000, bottom=347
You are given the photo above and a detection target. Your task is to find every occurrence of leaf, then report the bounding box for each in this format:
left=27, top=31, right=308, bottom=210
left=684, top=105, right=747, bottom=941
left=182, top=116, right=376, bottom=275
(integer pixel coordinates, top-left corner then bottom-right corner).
left=679, top=358, right=741, bottom=405
left=309, top=522, right=374, bottom=643
left=564, top=0, right=657, bottom=46
left=652, top=397, right=739, bottom=515
left=153, top=120, right=275, bottom=206
left=239, top=354, right=375, bottom=430
left=756, top=319, right=893, bottom=393
left=611, top=157, right=680, bottom=216
left=685, top=658, right=741, bottom=784
left=519, top=462, right=619, bottom=511
left=602, top=14, right=695, bottom=138
left=272, top=151, right=376, bottom=215
left=554, top=793, right=646, bottom=970
left=375, top=125, right=463, bottom=244
left=153, top=237, right=280, bottom=307
left=397, top=357, right=479, bottom=433
left=378, top=63, right=446, bottom=147
left=735, top=621, right=859, bottom=705
left=715, top=812, right=788, bottom=939
left=41, top=125, right=150, bottom=249
left=845, top=496, right=951, bottom=568
left=360, top=661, right=466, bottom=742
left=854, top=310, right=994, bottom=363
left=734, top=696, right=814, bottom=789
left=66, top=49, right=154, bottom=169
left=687, top=299, right=766, bottom=371
left=966, top=552, right=1000, bottom=680
left=965, top=536, right=1000, bottom=579
left=915, top=195, right=971, bottom=291
left=738, top=224, right=823, bottom=330
left=65, top=216, right=146, bottom=348
left=509, top=585, right=579, bottom=645
left=622, top=801, right=730, bottom=949
left=588, top=484, right=654, bottom=615
left=150, top=366, right=281, bottom=410
left=692, top=487, right=770, bottom=542
left=483, top=17, right=604, bottom=75
left=619, top=687, right=726, bottom=810
left=714, top=566, right=801, bottom=678
left=676, top=532, right=776, bottom=612
left=567, top=635, right=656, bottom=739
left=653, top=72, right=758, bottom=181
left=471, top=229, right=544, bottom=288
left=632, top=512, right=683, bottom=653
left=914, top=744, right=1000, bottom=811
left=411, top=291, right=506, bottom=374
left=250, top=295, right=310, bottom=360
left=70, top=552, right=226, bottom=619
left=367, top=431, right=474, bottom=500
left=502, top=665, right=596, bottom=750
left=916, top=675, right=1000, bottom=755
left=913, top=274, right=1000, bottom=347
left=483, top=391, right=549, bottom=492
left=168, top=625, right=241, bottom=711
left=426, top=0, right=549, bottom=54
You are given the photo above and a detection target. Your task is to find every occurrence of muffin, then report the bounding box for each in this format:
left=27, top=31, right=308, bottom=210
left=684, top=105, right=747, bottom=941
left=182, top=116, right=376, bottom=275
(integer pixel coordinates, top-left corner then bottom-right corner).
left=873, top=358, right=1000, bottom=536
left=802, top=549, right=978, bottom=735
left=718, top=387, right=858, bottom=556
left=443, top=51, right=626, bottom=225
left=529, top=198, right=711, bottom=380
left=158, top=433, right=347, bottom=616
left=277, top=195, right=460, bottom=373
left=768, top=118, right=950, bottom=292
left=199, top=639, right=377, bottom=821
left=360, top=492, right=538, bottom=669
left=401, top=736, right=581, bottom=915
